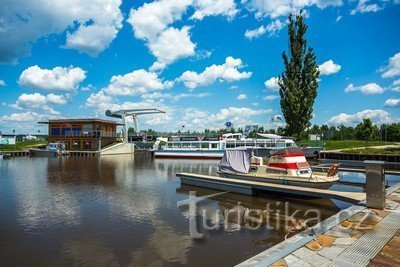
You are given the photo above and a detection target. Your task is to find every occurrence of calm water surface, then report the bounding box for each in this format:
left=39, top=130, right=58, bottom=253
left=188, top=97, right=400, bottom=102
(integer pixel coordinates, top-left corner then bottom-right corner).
left=1, top=156, right=399, bottom=266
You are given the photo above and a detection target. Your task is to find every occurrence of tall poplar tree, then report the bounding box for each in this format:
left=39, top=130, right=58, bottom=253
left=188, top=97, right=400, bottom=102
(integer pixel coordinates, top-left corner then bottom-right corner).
left=278, top=12, right=319, bottom=137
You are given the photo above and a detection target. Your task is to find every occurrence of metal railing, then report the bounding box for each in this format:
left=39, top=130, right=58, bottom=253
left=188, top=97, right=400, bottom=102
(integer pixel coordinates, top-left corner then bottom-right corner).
left=63, top=130, right=122, bottom=138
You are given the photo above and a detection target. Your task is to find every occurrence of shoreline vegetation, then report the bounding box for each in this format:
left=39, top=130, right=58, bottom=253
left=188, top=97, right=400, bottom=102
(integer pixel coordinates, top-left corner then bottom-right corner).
left=1, top=139, right=399, bottom=155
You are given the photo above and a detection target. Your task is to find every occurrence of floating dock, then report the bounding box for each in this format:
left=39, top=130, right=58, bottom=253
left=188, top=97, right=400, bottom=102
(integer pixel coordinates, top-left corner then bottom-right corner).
left=177, top=173, right=366, bottom=203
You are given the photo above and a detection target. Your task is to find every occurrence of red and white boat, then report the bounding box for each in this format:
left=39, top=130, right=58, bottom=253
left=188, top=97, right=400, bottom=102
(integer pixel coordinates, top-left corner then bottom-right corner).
left=217, top=147, right=339, bottom=189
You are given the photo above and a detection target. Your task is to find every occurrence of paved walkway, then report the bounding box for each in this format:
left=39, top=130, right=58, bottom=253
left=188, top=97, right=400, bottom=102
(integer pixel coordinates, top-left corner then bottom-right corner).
left=237, top=184, right=400, bottom=267
left=266, top=191, right=400, bottom=267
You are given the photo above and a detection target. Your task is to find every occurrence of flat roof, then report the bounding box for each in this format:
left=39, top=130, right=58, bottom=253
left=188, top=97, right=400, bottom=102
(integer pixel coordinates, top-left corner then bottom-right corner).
left=38, top=118, right=124, bottom=126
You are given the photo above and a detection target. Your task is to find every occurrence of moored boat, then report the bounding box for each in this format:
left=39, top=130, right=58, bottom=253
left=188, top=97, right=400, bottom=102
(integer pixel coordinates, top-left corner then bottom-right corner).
left=217, top=147, right=339, bottom=189
left=154, top=133, right=322, bottom=159
left=29, top=142, right=69, bottom=157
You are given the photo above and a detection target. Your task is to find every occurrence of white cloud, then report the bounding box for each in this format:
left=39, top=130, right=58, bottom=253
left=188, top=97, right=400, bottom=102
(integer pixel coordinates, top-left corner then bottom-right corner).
left=245, top=26, right=267, bottom=40
left=264, top=77, right=280, bottom=92
left=329, top=109, right=394, bottom=125
left=178, top=107, right=272, bottom=130
left=105, top=69, right=173, bottom=96
left=336, top=15, right=342, bottom=22
left=0, top=80, right=5, bottom=86
left=18, top=65, right=86, bottom=91
left=245, top=20, right=285, bottom=40
left=318, top=60, right=341, bottom=76
left=237, top=94, right=247, bottom=100
left=148, top=27, right=196, bottom=71
left=350, top=0, right=382, bottom=15
left=381, top=52, right=400, bottom=78
left=128, top=0, right=196, bottom=71
left=393, top=79, right=400, bottom=86
left=1, top=111, right=47, bottom=122
left=191, top=0, right=238, bottom=20
left=243, top=0, right=343, bottom=19
left=384, top=98, right=400, bottom=108
left=178, top=56, right=252, bottom=89
left=264, top=95, right=279, bottom=101
left=344, top=83, right=385, bottom=94
left=141, top=92, right=210, bottom=101
left=0, top=0, right=123, bottom=63
left=9, top=92, right=67, bottom=115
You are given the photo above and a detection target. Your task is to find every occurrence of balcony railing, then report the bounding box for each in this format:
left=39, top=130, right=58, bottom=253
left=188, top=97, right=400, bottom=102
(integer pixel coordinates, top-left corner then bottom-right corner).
left=61, top=130, right=122, bottom=138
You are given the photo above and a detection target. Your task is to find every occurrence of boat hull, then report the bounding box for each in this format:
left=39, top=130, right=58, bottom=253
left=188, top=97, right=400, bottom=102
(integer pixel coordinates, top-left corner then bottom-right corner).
left=217, top=172, right=335, bottom=190
left=154, top=149, right=224, bottom=159
left=29, top=149, right=59, bottom=157
left=154, top=147, right=322, bottom=160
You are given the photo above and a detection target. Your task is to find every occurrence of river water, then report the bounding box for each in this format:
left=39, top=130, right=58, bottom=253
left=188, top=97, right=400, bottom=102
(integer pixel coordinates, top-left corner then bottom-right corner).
left=0, top=156, right=399, bottom=266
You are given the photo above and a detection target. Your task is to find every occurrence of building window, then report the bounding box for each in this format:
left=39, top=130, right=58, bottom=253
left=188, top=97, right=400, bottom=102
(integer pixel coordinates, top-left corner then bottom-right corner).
left=51, top=127, right=60, bottom=136
left=72, top=141, right=81, bottom=150
left=84, top=141, right=92, bottom=150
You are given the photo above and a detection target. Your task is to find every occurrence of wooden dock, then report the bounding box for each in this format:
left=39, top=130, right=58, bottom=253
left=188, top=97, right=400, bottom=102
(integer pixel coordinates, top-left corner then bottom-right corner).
left=177, top=173, right=366, bottom=203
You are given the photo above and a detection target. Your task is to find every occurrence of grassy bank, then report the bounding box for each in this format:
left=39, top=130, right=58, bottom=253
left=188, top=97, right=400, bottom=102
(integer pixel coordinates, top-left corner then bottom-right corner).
left=298, top=140, right=396, bottom=151
left=0, top=140, right=46, bottom=151
left=345, top=147, right=400, bottom=155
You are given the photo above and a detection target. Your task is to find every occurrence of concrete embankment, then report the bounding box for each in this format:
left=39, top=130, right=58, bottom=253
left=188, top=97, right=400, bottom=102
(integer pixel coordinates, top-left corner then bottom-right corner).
left=100, top=143, right=135, bottom=155
left=237, top=183, right=400, bottom=267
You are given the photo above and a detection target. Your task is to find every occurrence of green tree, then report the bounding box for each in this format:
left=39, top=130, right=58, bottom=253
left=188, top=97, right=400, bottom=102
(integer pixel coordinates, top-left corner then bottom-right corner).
left=278, top=12, right=319, bottom=138
left=355, top=118, right=374, bottom=147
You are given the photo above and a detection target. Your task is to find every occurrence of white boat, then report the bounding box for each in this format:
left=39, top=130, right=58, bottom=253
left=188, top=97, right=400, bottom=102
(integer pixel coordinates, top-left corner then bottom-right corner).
left=217, top=147, right=339, bottom=189
left=154, top=133, right=322, bottom=159
left=29, top=143, right=69, bottom=157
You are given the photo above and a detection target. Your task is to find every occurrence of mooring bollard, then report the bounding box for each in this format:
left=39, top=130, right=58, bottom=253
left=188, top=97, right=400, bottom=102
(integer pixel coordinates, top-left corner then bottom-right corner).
left=364, top=160, right=386, bottom=209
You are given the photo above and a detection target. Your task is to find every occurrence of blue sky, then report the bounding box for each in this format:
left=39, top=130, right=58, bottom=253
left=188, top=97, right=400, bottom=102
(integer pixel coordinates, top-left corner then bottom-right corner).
left=0, top=0, right=399, bottom=134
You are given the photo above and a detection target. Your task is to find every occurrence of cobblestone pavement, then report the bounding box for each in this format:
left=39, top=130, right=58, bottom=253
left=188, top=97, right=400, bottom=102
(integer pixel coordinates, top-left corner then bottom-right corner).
left=268, top=190, right=400, bottom=267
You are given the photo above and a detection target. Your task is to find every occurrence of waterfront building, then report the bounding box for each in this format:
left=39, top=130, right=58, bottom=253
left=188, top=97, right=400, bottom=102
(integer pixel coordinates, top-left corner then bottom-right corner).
left=39, top=119, right=123, bottom=151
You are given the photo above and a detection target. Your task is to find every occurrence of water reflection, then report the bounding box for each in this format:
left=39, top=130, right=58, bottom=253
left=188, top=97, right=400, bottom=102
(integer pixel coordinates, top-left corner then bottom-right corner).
left=1, top=156, right=395, bottom=266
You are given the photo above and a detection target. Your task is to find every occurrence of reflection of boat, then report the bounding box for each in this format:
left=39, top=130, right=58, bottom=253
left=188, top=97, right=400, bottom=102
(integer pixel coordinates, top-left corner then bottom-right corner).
left=177, top=184, right=340, bottom=240
left=30, top=143, right=69, bottom=157
left=154, top=133, right=322, bottom=159
left=217, top=147, right=339, bottom=189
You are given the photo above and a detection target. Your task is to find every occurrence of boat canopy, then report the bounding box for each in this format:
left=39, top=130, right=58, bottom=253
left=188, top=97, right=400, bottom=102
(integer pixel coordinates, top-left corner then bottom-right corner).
left=218, top=148, right=253, bottom=174
left=271, top=147, right=305, bottom=157
left=257, top=133, right=295, bottom=140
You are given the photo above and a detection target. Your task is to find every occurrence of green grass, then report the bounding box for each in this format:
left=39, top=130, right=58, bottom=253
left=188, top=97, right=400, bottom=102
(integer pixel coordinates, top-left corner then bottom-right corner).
left=0, top=140, right=46, bottom=151
left=324, top=140, right=395, bottom=151
left=297, top=140, right=396, bottom=151
left=345, top=147, right=400, bottom=155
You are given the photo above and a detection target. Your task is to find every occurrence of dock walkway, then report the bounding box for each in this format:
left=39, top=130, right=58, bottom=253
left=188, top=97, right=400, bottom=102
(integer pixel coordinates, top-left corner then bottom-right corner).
left=236, top=183, right=400, bottom=267
left=177, top=173, right=366, bottom=203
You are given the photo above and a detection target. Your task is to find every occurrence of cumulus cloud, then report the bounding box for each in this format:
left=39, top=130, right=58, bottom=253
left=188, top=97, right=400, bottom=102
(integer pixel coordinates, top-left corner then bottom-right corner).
left=264, top=95, right=279, bottom=101
left=141, top=92, right=210, bottom=102
left=148, top=27, right=196, bottom=71
left=344, top=83, right=385, bottom=94
left=178, top=107, right=272, bottom=130
left=9, top=92, right=68, bottom=115
left=18, top=65, right=87, bottom=91
left=264, top=77, right=280, bottom=92
left=245, top=26, right=267, bottom=40
left=191, top=0, right=238, bottom=20
left=243, top=0, right=343, bottom=19
left=128, top=0, right=240, bottom=70
left=381, top=52, right=400, bottom=78
left=237, top=94, right=247, bottom=100
left=1, top=111, right=47, bottom=122
left=0, top=0, right=123, bottom=63
left=0, top=80, right=5, bottom=86
left=329, top=109, right=394, bottom=125
left=104, top=69, right=173, bottom=96
left=245, top=20, right=285, bottom=40
left=318, top=60, right=341, bottom=76
left=384, top=98, right=400, bottom=108
left=178, top=57, right=252, bottom=89
left=350, top=0, right=382, bottom=15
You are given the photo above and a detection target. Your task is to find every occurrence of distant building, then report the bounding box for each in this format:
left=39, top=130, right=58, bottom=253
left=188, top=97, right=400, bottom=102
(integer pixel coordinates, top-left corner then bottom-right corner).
left=39, top=119, right=123, bottom=151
